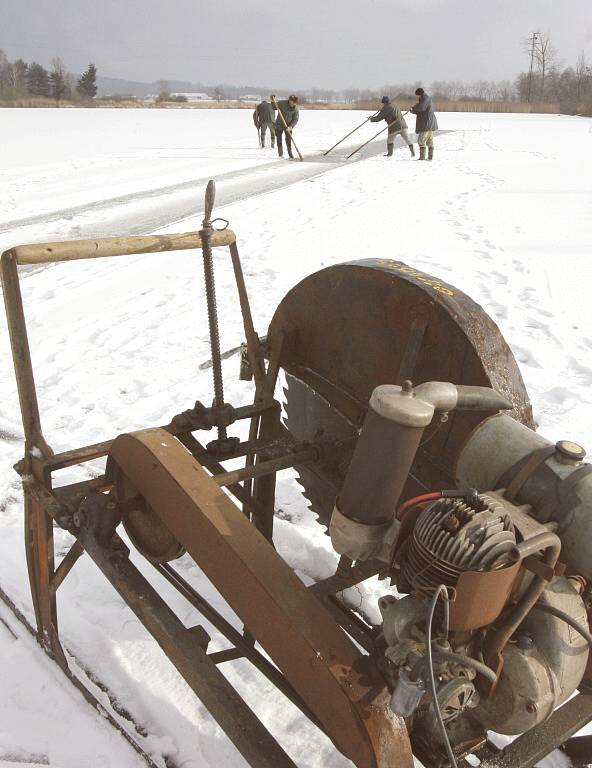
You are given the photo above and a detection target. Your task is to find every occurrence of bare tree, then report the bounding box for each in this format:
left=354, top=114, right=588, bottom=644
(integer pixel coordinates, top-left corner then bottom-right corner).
left=534, top=30, right=557, bottom=99
left=575, top=51, right=588, bottom=102
left=10, top=58, right=28, bottom=94
left=156, top=79, right=170, bottom=102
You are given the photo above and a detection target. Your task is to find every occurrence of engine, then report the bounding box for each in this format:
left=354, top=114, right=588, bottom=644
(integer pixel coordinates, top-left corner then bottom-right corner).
left=329, top=380, right=591, bottom=761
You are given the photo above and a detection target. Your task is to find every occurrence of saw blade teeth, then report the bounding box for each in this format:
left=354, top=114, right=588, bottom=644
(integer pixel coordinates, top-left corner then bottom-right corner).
left=283, top=372, right=357, bottom=528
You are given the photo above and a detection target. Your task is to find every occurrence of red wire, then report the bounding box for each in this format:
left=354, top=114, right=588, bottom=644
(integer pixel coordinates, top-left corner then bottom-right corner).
left=397, top=492, right=442, bottom=520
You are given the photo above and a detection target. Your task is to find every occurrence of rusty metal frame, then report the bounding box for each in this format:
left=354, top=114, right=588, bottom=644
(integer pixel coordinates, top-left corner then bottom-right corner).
left=3, top=229, right=588, bottom=768
left=0, top=230, right=413, bottom=768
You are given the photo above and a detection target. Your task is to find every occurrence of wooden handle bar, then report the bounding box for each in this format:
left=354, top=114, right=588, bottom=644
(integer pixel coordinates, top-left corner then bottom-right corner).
left=3, top=229, right=236, bottom=266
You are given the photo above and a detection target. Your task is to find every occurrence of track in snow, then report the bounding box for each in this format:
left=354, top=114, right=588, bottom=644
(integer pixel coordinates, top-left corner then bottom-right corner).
left=0, top=133, right=448, bottom=247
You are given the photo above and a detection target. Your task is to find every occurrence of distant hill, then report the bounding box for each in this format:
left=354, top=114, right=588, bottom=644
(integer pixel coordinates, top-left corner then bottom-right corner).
left=96, top=76, right=276, bottom=100
left=96, top=76, right=209, bottom=98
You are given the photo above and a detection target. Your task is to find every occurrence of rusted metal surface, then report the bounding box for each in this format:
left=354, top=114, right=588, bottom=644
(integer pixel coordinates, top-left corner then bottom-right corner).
left=0, top=251, right=52, bottom=458
left=75, top=495, right=299, bottom=768
left=24, top=493, right=67, bottom=668
left=561, top=735, right=592, bottom=767
left=109, top=428, right=414, bottom=768
left=6, top=211, right=582, bottom=768
left=246, top=330, right=285, bottom=536
left=229, top=239, right=266, bottom=389
left=271, top=259, right=533, bottom=522
left=465, top=693, right=592, bottom=768
left=485, top=532, right=561, bottom=677
left=310, top=559, right=382, bottom=599
left=448, top=561, right=522, bottom=631
left=214, top=445, right=318, bottom=487
left=49, top=540, right=84, bottom=597
left=155, top=562, right=323, bottom=728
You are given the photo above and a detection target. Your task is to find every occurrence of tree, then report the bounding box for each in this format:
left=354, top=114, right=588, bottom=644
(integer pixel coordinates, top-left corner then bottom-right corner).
left=0, top=49, right=11, bottom=99
left=213, top=84, right=225, bottom=102
left=26, top=62, right=50, bottom=96
left=77, top=63, right=97, bottom=99
left=49, top=58, right=70, bottom=105
left=533, top=31, right=557, bottom=99
left=575, top=52, right=589, bottom=103
left=10, top=59, right=28, bottom=94
left=156, top=79, right=170, bottom=102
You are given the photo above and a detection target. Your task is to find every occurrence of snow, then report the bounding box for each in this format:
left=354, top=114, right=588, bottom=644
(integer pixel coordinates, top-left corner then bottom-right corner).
left=0, top=107, right=591, bottom=767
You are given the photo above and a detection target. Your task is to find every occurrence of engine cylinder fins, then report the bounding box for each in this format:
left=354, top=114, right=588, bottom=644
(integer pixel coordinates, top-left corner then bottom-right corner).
left=400, top=495, right=516, bottom=595
left=108, top=460, right=185, bottom=563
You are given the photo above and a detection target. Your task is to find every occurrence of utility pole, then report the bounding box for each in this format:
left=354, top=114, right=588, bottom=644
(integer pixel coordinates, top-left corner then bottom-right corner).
left=527, top=31, right=538, bottom=103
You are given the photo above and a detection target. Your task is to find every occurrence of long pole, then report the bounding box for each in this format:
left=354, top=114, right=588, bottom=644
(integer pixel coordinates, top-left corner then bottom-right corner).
left=323, top=112, right=379, bottom=156
left=272, top=96, right=303, bottom=162
left=345, top=111, right=409, bottom=160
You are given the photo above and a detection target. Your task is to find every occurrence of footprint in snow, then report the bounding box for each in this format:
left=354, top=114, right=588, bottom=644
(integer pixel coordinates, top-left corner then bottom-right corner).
left=512, top=344, right=543, bottom=369
left=519, top=287, right=536, bottom=302
left=491, top=271, right=508, bottom=285
left=568, top=357, right=592, bottom=384
left=541, top=385, right=575, bottom=405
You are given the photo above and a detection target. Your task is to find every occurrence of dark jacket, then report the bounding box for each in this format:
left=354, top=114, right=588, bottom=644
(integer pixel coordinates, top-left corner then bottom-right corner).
left=255, top=100, right=275, bottom=124
left=370, top=102, right=407, bottom=133
left=275, top=100, right=299, bottom=130
left=410, top=93, right=438, bottom=132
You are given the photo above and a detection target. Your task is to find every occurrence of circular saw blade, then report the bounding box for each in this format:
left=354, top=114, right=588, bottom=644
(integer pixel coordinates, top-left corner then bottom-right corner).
left=282, top=372, right=358, bottom=526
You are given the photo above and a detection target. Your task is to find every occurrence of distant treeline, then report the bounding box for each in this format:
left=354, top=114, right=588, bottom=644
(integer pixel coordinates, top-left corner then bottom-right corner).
left=0, top=51, right=97, bottom=103
left=2, top=42, right=591, bottom=116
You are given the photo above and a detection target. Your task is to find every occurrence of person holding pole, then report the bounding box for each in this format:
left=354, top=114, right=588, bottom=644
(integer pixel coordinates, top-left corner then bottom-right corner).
left=370, top=96, right=414, bottom=158
left=254, top=96, right=276, bottom=149
left=273, top=95, right=300, bottom=159
left=409, top=87, right=438, bottom=160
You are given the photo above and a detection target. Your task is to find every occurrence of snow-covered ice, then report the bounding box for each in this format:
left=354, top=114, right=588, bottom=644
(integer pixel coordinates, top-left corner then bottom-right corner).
left=0, top=107, right=591, bottom=767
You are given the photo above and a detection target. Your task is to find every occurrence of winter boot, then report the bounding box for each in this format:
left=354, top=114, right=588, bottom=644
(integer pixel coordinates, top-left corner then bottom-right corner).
left=419, top=146, right=426, bottom=160
left=428, top=146, right=434, bottom=161
left=409, top=143, right=415, bottom=157
left=384, top=143, right=394, bottom=157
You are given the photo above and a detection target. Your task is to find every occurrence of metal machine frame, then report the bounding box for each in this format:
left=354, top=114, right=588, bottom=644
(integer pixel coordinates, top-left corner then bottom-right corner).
left=2, top=191, right=591, bottom=768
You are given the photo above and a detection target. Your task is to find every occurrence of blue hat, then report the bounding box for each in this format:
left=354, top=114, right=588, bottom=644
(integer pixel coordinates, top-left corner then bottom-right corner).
left=381, top=95, right=389, bottom=103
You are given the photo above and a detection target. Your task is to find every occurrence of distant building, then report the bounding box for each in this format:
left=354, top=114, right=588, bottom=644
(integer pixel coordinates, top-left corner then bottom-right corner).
left=171, top=92, right=213, bottom=101
left=240, top=94, right=262, bottom=102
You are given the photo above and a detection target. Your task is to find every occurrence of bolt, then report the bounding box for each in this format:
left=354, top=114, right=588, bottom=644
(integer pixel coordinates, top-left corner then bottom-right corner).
left=73, top=509, right=87, bottom=528
left=402, top=380, right=413, bottom=394
left=526, top=700, right=537, bottom=714
left=517, top=633, right=535, bottom=651
left=442, top=513, right=460, bottom=532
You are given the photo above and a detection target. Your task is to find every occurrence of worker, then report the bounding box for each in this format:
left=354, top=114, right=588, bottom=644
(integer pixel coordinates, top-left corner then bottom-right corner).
left=370, top=96, right=414, bottom=158
left=274, top=95, right=299, bottom=159
left=254, top=96, right=276, bottom=149
left=409, top=87, right=438, bottom=160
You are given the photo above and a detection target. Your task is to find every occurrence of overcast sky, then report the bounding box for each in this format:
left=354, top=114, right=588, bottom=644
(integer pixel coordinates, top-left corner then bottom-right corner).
left=3, top=0, right=592, bottom=90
